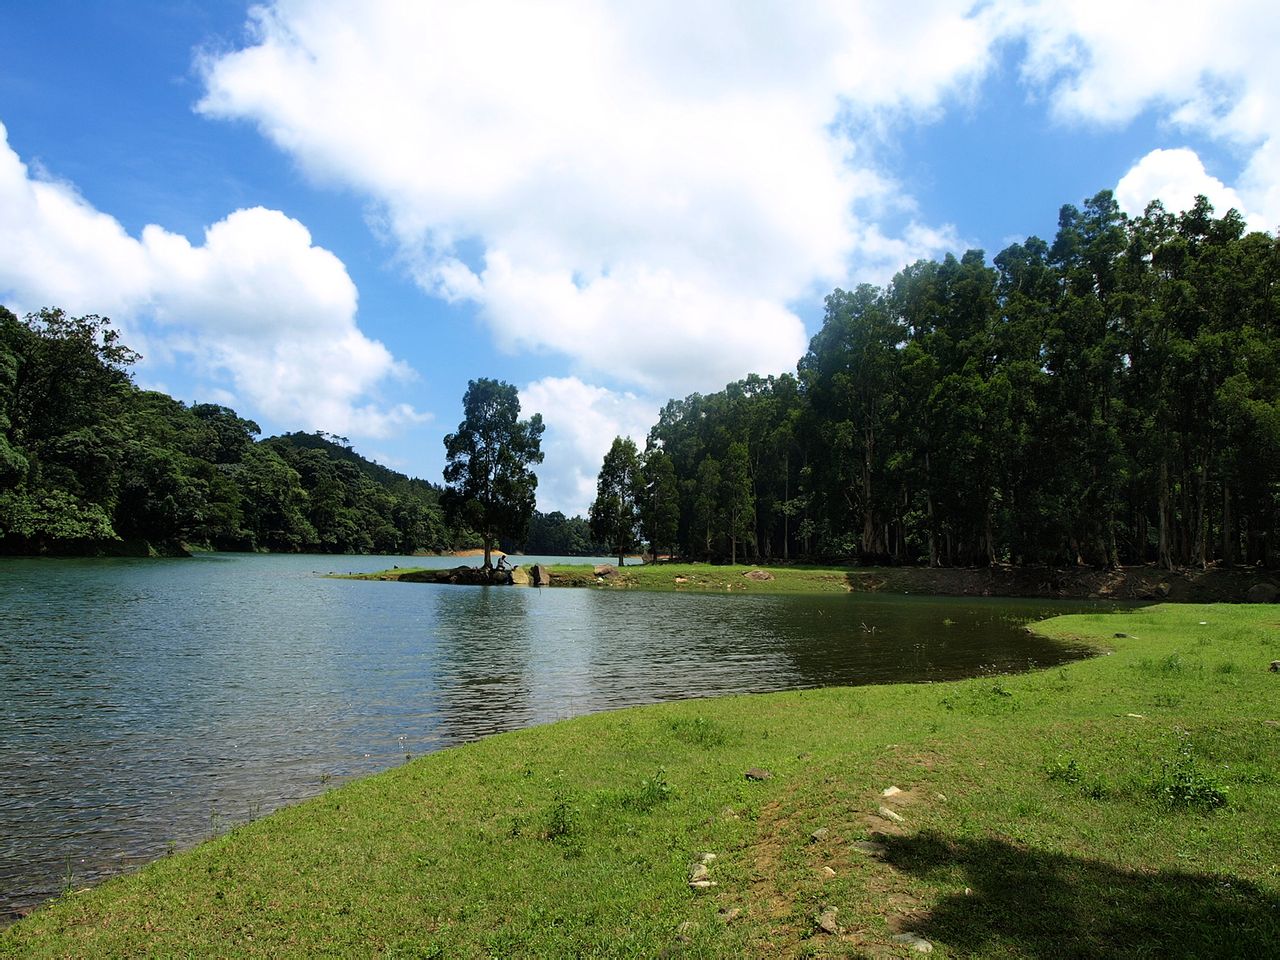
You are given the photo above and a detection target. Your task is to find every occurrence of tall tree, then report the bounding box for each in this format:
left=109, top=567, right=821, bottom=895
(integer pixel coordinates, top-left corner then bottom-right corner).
left=640, top=447, right=679, bottom=560
left=589, top=436, right=643, bottom=566
left=442, top=378, right=545, bottom=571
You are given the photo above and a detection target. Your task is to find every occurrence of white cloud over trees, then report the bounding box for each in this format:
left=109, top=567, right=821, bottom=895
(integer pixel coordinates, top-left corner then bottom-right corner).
left=0, top=123, right=422, bottom=437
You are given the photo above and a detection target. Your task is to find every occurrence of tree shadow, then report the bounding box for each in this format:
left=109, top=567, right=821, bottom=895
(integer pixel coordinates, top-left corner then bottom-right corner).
left=880, top=831, right=1280, bottom=958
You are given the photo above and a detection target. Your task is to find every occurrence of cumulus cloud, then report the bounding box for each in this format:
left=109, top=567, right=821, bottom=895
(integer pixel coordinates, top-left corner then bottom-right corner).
left=1115, top=148, right=1249, bottom=221
left=520, top=376, right=656, bottom=516
left=0, top=122, right=422, bottom=437
left=1004, top=0, right=1280, bottom=226
left=198, top=0, right=998, bottom=398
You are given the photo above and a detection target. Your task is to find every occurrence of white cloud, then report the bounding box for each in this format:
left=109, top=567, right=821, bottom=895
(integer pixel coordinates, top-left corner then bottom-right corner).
left=198, top=0, right=997, bottom=398
left=1004, top=0, right=1280, bottom=226
left=520, top=376, right=656, bottom=516
left=1115, top=148, right=1249, bottom=221
left=0, top=122, right=423, bottom=437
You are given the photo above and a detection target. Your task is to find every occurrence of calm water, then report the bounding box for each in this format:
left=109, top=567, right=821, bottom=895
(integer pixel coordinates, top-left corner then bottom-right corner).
left=0, top=553, right=1118, bottom=917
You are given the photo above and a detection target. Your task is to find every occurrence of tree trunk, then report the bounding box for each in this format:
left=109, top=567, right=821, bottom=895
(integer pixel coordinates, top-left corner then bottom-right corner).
left=483, top=536, right=493, bottom=571
left=782, top=452, right=790, bottom=561
left=861, top=426, right=877, bottom=556
left=1193, top=458, right=1208, bottom=570
left=925, top=451, right=938, bottom=568
left=1221, top=480, right=1233, bottom=567
left=985, top=501, right=996, bottom=567
left=1158, top=459, right=1173, bottom=571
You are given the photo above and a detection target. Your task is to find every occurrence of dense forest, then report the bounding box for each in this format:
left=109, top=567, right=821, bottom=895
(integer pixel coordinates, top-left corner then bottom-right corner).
left=8, top=190, right=1278, bottom=569
left=0, top=306, right=463, bottom=556
left=627, top=192, right=1280, bottom=570
left=520, top=510, right=607, bottom=557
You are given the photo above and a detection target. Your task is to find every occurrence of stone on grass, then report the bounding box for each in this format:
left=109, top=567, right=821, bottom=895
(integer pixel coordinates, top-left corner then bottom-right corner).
left=743, top=569, right=775, bottom=581
left=852, top=840, right=887, bottom=856
left=719, top=907, right=742, bottom=923
left=878, top=805, right=905, bottom=823
left=882, top=785, right=902, bottom=798
left=509, top=566, right=531, bottom=585
left=530, top=563, right=552, bottom=586
left=689, top=863, right=710, bottom=882
left=744, top=767, right=773, bottom=781
left=892, top=932, right=934, bottom=953
left=815, top=906, right=841, bottom=935
left=698, top=852, right=717, bottom=864
left=593, top=563, right=617, bottom=577
left=810, top=827, right=830, bottom=843
left=689, top=879, right=717, bottom=891
left=1270, top=660, right=1280, bottom=673
left=821, top=866, right=837, bottom=878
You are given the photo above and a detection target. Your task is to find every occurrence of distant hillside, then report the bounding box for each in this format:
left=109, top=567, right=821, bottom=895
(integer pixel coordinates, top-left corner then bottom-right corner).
left=0, top=306, right=464, bottom=557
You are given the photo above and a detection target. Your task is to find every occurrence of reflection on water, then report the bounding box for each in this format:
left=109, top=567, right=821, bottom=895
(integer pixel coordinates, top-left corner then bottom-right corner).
left=0, top=553, right=1111, bottom=917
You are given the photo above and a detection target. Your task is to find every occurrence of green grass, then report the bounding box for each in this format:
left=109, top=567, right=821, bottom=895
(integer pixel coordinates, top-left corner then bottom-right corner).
left=547, top=561, right=858, bottom=594
left=341, top=561, right=859, bottom=594
left=5, top=603, right=1279, bottom=957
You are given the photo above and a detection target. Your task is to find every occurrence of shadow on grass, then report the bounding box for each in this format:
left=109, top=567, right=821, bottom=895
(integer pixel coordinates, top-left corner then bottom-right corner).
left=881, top=831, right=1279, bottom=958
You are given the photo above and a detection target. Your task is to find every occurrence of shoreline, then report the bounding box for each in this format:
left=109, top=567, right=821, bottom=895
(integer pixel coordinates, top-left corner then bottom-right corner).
left=345, top=560, right=1280, bottom=603
left=5, top=602, right=1277, bottom=955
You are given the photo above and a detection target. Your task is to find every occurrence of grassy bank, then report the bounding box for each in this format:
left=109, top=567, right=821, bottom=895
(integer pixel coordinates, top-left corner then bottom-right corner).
left=344, top=560, right=1279, bottom=602
left=5, top=604, right=1279, bottom=957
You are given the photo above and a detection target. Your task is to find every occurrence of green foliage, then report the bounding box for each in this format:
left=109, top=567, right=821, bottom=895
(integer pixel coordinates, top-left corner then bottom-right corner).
left=588, top=436, right=643, bottom=565
left=668, top=716, right=728, bottom=748
left=1150, top=734, right=1229, bottom=811
left=543, top=793, right=580, bottom=842
left=442, top=378, right=544, bottom=569
left=520, top=510, right=606, bottom=556
left=0, top=307, right=454, bottom=556
left=619, top=190, right=1280, bottom=569
left=618, top=768, right=673, bottom=813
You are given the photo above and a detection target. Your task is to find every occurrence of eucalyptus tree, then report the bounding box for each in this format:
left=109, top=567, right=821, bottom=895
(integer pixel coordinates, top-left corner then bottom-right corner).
left=590, top=436, right=644, bottom=566
left=640, top=447, right=679, bottom=561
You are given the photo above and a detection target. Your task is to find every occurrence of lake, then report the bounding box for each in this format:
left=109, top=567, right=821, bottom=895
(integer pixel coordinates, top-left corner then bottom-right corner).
left=0, top=552, right=1117, bottom=919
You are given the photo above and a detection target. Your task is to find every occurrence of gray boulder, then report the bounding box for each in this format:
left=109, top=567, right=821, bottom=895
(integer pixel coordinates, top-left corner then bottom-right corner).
left=1246, top=582, right=1278, bottom=604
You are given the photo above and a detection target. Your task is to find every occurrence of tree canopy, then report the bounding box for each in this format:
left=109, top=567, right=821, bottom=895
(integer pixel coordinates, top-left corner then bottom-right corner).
left=442, top=378, right=545, bottom=570
left=624, top=191, right=1280, bottom=570
left=0, top=306, right=460, bottom=556
left=589, top=436, right=643, bottom=566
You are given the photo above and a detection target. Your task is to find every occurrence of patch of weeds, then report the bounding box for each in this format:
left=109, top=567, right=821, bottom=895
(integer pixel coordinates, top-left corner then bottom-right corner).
left=1213, top=661, right=1239, bottom=675
left=669, top=716, right=728, bottom=748
left=620, top=768, right=674, bottom=813
left=544, top=793, right=581, bottom=842
left=507, top=813, right=530, bottom=838
left=941, top=683, right=1019, bottom=715
left=1045, top=756, right=1083, bottom=785
left=1045, top=755, right=1113, bottom=800
left=1136, top=653, right=1188, bottom=677
left=1148, top=734, right=1229, bottom=811
left=1151, top=692, right=1184, bottom=708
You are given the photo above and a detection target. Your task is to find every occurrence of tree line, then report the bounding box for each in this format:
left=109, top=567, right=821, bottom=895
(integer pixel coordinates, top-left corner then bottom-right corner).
left=0, top=306, right=460, bottom=556
left=591, top=192, right=1280, bottom=570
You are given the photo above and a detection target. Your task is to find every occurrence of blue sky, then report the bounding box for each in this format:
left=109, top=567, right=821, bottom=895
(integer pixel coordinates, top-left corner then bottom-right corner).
left=2, top=2, right=1274, bottom=515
